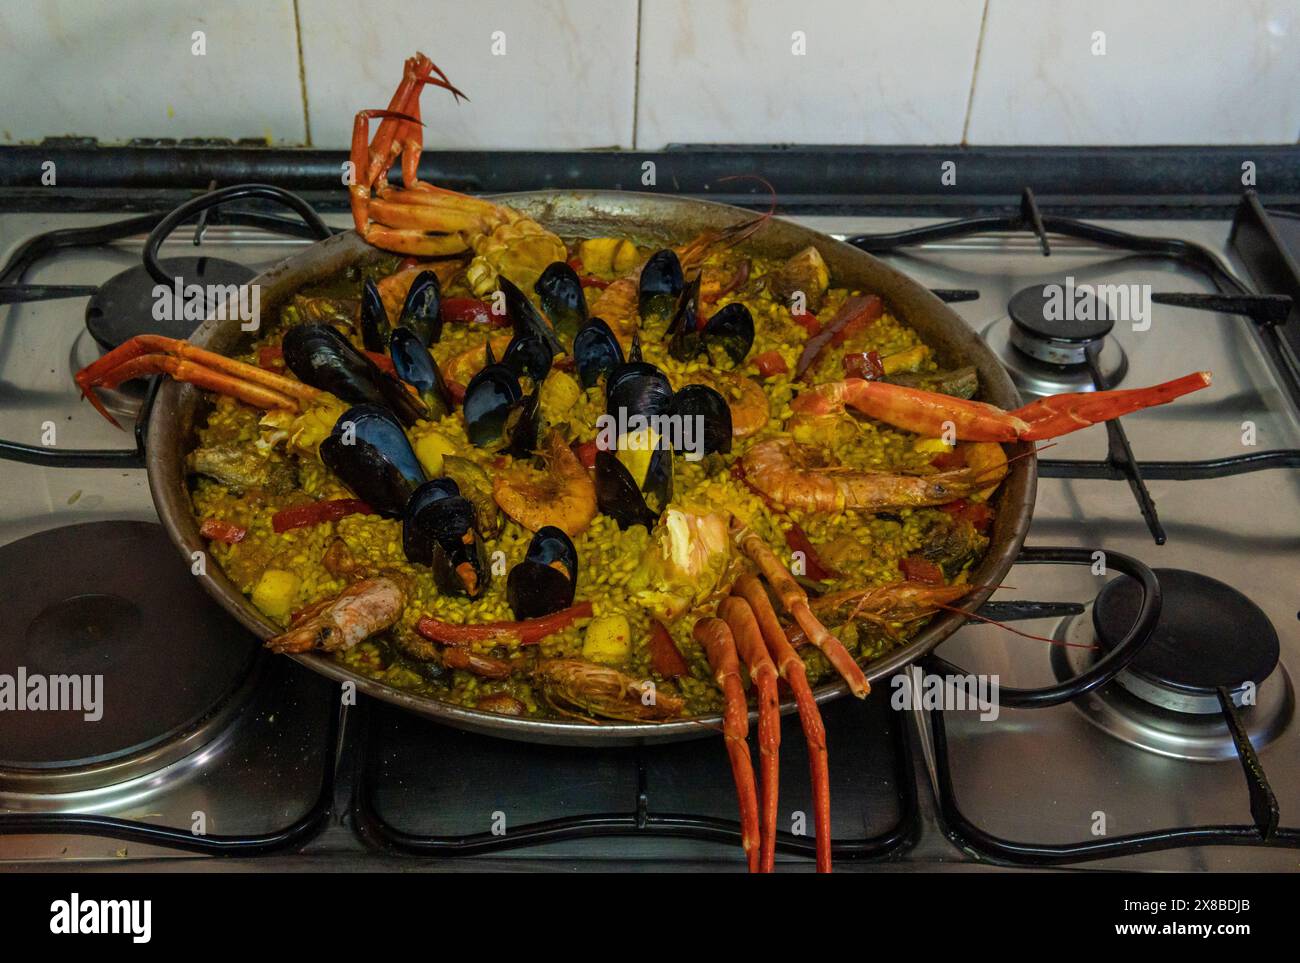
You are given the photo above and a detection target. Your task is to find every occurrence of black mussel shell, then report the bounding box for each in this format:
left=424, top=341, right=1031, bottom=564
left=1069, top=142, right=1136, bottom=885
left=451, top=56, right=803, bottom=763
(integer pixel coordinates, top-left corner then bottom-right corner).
left=594, top=444, right=673, bottom=531
left=701, top=302, right=755, bottom=365
left=499, top=276, right=562, bottom=355
left=665, top=275, right=701, bottom=337
left=638, top=250, right=684, bottom=327
left=506, top=525, right=577, bottom=619
left=282, top=323, right=427, bottom=426
left=403, top=479, right=490, bottom=599
left=360, top=278, right=389, bottom=353
left=669, top=300, right=754, bottom=368
left=605, top=362, right=675, bottom=432
left=671, top=383, right=733, bottom=456
left=502, top=333, right=554, bottom=383
left=572, top=318, right=624, bottom=389
left=320, top=404, right=426, bottom=517
left=397, top=270, right=443, bottom=346
left=500, top=387, right=540, bottom=458
left=462, top=356, right=523, bottom=448
left=389, top=327, right=453, bottom=419
left=534, top=261, right=587, bottom=344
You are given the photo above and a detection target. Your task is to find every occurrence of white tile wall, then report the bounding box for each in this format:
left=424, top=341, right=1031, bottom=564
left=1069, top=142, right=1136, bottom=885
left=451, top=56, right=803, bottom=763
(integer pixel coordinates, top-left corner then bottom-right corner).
left=297, top=0, right=638, bottom=150
left=635, top=0, right=985, bottom=147
left=0, top=0, right=306, bottom=145
left=966, top=0, right=1300, bottom=144
left=2, top=0, right=1298, bottom=147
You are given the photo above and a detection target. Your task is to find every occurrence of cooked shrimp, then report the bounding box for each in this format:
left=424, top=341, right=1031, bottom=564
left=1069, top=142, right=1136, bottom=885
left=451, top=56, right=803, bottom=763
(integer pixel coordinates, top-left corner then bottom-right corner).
left=740, top=437, right=1007, bottom=513
left=533, top=658, right=685, bottom=721
left=492, top=429, right=597, bottom=536
left=265, top=577, right=405, bottom=654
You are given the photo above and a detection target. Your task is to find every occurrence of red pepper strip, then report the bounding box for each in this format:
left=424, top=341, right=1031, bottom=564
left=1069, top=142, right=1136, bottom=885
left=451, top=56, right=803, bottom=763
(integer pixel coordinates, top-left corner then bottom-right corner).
left=416, top=601, right=594, bottom=646
left=753, top=350, right=789, bottom=377
left=398, top=256, right=423, bottom=270
left=258, top=346, right=287, bottom=371
left=790, top=309, right=821, bottom=338
left=447, top=379, right=467, bottom=405
left=784, top=523, right=838, bottom=580
left=830, top=295, right=883, bottom=347
left=199, top=518, right=247, bottom=543
left=702, top=259, right=751, bottom=304
left=842, top=349, right=884, bottom=381
left=795, top=294, right=882, bottom=379
left=272, top=498, right=373, bottom=534
left=573, top=440, right=598, bottom=470
left=942, top=499, right=994, bottom=534
left=899, top=556, right=945, bottom=585
left=580, top=275, right=611, bottom=289
left=442, top=297, right=507, bottom=327
left=648, top=620, right=690, bottom=678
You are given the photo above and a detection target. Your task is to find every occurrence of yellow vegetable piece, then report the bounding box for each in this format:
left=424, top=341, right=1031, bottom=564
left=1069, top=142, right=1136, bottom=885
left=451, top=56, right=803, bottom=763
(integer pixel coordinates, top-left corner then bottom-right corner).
left=913, top=437, right=954, bottom=454
left=616, top=426, right=660, bottom=487
left=582, top=614, right=632, bottom=665
left=413, top=431, right=457, bottom=477
left=881, top=345, right=929, bottom=375
left=539, top=369, right=581, bottom=424
left=578, top=237, right=638, bottom=276
left=252, top=569, right=301, bottom=622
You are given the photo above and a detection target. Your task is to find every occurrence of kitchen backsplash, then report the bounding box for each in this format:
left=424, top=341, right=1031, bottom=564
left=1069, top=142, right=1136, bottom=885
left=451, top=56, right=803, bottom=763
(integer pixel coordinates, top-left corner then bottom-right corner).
left=2, top=0, right=1297, bottom=148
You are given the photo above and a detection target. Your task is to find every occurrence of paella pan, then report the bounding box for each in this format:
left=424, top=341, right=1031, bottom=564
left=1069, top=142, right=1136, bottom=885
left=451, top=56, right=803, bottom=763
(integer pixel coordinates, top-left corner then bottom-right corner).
left=76, top=54, right=1211, bottom=872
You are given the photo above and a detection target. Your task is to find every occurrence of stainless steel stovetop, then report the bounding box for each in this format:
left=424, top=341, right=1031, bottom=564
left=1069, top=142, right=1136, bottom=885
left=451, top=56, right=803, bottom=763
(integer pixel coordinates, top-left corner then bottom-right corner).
left=1, top=207, right=1297, bottom=871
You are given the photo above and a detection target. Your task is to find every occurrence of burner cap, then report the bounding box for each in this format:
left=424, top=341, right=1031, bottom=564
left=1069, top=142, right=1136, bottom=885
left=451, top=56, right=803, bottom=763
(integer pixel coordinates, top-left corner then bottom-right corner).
left=1093, top=569, right=1279, bottom=709
left=0, top=522, right=259, bottom=785
left=1008, top=282, right=1114, bottom=365
left=86, top=257, right=254, bottom=351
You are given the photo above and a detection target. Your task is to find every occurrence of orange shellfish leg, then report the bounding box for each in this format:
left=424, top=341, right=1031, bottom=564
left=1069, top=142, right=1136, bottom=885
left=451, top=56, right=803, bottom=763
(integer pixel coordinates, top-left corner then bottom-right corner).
left=733, top=523, right=870, bottom=699
left=735, top=575, right=831, bottom=873
left=694, top=617, right=762, bottom=873
left=1012, top=371, right=1212, bottom=441
left=76, top=335, right=313, bottom=427
left=719, top=595, right=781, bottom=874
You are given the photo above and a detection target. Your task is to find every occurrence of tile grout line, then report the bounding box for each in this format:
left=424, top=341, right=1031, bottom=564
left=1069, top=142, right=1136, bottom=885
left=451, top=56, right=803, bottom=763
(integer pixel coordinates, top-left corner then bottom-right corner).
left=292, top=0, right=313, bottom=146
left=631, top=0, right=643, bottom=150
left=960, top=0, right=991, bottom=146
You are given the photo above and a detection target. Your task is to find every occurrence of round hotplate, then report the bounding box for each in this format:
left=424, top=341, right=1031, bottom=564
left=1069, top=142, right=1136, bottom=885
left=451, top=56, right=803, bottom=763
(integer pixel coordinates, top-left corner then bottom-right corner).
left=85, top=257, right=254, bottom=351
left=0, top=522, right=260, bottom=789
left=1008, top=282, right=1115, bottom=344
left=1093, top=569, right=1280, bottom=710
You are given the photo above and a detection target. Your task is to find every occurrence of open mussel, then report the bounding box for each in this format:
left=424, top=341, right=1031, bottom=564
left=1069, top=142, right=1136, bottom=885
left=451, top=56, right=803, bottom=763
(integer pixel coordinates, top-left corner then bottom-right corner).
left=670, top=383, right=732, bottom=457
left=501, top=333, right=554, bottom=383
left=389, top=327, right=453, bottom=419
left=605, top=362, right=675, bottom=429
left=396, top=270, right=443, bottom=346
left=359, top=278, right=388, bottom=353
left=319, top=404, right=426, bottom=517
left=282, top=323, right=427, bottom=426
left=534, top=262, right=587, bottom=344
left=669, top=300, right=753, bottom=368
left=638, top=249, right=684, bottom=327
left=499, top=276, right=562, bottom=355
left=462, top=341, right=540, bottom=455
left=402, top=478, right=490, bottom=599
left=572, top=318, right=624, bottom=389
left=665, top=274, right=700, bottom=337
left=595, top=442, right=673, bottom=531
left=506, top=525, right=577, bottom=619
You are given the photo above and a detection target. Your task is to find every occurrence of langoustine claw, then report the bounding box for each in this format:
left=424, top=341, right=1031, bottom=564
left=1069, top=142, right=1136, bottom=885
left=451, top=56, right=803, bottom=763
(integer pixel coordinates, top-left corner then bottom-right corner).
left=265, top=577, right=405, bottom=654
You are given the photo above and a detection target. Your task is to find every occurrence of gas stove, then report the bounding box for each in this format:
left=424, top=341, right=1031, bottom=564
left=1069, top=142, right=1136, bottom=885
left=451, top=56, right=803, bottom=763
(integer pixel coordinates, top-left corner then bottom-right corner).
left=0, top=164, right=1298, bottom=872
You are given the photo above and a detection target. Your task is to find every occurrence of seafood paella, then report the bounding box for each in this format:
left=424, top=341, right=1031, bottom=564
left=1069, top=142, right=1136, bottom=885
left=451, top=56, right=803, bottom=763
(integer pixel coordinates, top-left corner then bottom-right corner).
left=76, top=54, right=1212, bottom=873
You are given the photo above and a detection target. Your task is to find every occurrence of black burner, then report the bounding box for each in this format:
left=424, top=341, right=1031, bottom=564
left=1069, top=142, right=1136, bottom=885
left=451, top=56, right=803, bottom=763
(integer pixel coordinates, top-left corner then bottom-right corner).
left=1007, top=282, right=1114, bottom=366
left=85, top=256, right=254, bottom=351
left=0, top=522, right=259, bottom=781
left=1093, top=569, right=1280, bottom=712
